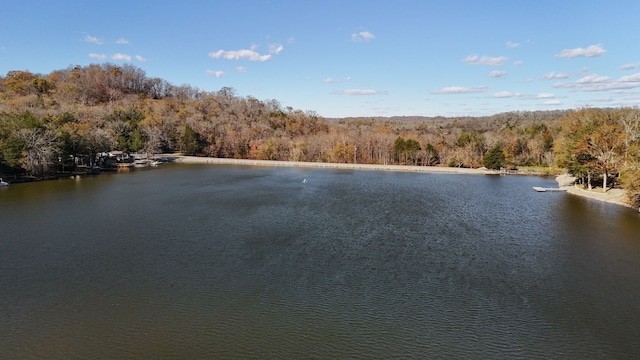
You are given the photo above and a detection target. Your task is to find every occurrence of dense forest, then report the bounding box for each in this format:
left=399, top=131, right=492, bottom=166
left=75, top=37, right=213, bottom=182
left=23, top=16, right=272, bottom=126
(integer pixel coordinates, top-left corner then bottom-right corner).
left=1, top=63, right=639, bottom=206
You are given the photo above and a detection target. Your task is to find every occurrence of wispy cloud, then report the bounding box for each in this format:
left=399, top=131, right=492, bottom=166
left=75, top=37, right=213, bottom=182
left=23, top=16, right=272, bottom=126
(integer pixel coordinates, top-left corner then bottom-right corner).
left=333, top=89, right=387, bottom=95
left=554, top=72, right=640, bottom=91
left=235, top=66, right=247, bottom=73
left=209, top=44, right=283, bottom=62
left=463, top=55, right=508, bottom=66
left=89, top=52, right=143, bottom=62
left=555, top=44, right=606, bottom=58
left=620, top=62, right=640, bottom=70
left=206, top=70, right=224, bottom=78
left=536, top=93, right=556, bottom=99
left=543, top=72, right=569, bottom=80
left=489, top=70, right=507, bottom=79
left=269, top=44, right=284, bottom=54
left=431, top=86, right=489, bottom=94
left=116, top=38, right=129, bottom=45
left=89, top=53, right=107, bottom=60
left=112, top=53, right=132, bottom=61
left=83, top=34, right=103, bottom=45
left=324, top=76, right=352, bottom=83
left=543, top=99, right=562, bottom=105
left=492, top=91, right=522, bottom=98
left=506, top=41, right=520, bottom=48
left=351, top=31, right=375, bottom=42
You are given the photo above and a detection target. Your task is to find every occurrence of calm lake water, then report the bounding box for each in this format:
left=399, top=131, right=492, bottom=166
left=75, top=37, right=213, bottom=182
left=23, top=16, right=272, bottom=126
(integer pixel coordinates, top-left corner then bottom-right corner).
left=1, top=164, right=640, bottom=359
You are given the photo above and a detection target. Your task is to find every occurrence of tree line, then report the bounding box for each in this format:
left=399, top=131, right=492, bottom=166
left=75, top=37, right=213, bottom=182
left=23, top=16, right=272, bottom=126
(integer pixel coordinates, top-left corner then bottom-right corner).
left=1, top=63, right=639, bottom=207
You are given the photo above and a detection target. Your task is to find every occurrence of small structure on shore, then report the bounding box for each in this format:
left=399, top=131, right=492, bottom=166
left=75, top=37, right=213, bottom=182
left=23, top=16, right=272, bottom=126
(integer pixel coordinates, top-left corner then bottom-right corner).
left=99, top=150, right=134, bottom=170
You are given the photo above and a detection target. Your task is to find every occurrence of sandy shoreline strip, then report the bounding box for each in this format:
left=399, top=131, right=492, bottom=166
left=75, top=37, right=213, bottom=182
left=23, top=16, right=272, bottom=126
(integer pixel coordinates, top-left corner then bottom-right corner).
left=556, top=174, right=633, bottom=209
left=159, top=154, right=635, bottom=210
left=161, top=154, right=496, bottom=175
left=564, top=185, right=631, bottom=209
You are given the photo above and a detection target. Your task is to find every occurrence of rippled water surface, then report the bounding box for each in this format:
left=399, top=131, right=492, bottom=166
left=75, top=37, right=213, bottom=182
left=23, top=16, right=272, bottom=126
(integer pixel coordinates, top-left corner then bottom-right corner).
left=1, top=165, right=640, bottom=359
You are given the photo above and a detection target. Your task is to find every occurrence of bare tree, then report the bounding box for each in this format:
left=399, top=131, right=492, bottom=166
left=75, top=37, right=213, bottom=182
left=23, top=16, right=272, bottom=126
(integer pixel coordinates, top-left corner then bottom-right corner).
left=17, top=128, right=57, bottom=176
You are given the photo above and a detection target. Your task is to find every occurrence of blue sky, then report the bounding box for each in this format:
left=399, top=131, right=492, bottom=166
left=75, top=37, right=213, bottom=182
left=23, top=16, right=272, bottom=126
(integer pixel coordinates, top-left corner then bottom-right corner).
left=2, top=0, right=640, bottom=118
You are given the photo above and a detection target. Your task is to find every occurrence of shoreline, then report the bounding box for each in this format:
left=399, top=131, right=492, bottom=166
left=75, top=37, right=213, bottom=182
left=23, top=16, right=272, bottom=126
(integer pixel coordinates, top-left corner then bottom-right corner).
left=555, top=174, right=633, bottom=210
left=159, top=154, right=498, bottom=175
left=162, top=154, right=636, bottom=211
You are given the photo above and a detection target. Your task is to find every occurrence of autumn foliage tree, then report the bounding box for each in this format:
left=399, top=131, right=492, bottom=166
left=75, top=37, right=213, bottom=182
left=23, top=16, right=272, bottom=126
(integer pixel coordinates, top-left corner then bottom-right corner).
left=555, top=108, right=630, bottom=191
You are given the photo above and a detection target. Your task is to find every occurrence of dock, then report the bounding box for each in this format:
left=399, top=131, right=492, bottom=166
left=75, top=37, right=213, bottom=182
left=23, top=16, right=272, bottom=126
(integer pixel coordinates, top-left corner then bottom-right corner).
left=533, top=186, right=567, bottom=192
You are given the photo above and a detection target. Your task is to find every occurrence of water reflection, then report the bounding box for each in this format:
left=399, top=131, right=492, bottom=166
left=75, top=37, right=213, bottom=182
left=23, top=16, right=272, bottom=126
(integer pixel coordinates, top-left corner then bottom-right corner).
left=1, top=165, right=639, bottom=359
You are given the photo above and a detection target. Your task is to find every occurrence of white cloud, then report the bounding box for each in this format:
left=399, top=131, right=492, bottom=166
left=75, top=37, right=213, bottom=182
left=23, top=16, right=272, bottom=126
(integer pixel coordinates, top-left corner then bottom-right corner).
left=543, top=72, right=569, bottom=80
left=333, top=89, right=387, bottom=95
left=536, top=93, right=556, bottom=98
left=463, top=54, right=508, bottom=66
left=577, top=73, right=611, bottom=84
left=269, top=44, right=284, bottom=54
left=554, top=72, right=640, bottom=91
left=555, top=44, right=606, bottom=58
left=88, top=53, right=107, bottom=60
left=324, top=76, right=352, bottom=83
left=116, top=38, right=129, bottom=45
left=235, top=66, right=247, bottom=73
left=620, top=72, right=640, bottom=82
left=210, top=49, right=271, bottom=61
left=489, top=70, right=507, bottom=78
left=83, top=34, right=103, bottom=45
left=506, top=41, right=520, bottom=48
left=90, top=52, right=142, bottom=62
left=513, top=60, right=523, bottom=66
left=492, top=91, right=522, bottom=98
left=206, top=70, right=224, bottom=78
left=112, top=53, right=132, bottom=61
left=620, top=62, right=640, bottom=70
left=352, top=31, right=375, bottom=42
left=209, top=44, right=283, bottom=62
left=431, top=86, right=489, bottom=94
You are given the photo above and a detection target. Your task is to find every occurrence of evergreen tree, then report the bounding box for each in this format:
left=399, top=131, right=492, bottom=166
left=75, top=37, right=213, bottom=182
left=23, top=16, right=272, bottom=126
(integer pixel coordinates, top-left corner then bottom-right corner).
left=483, top=144, right=505, bottom=170
left=180, top=125, right=201, bottom=155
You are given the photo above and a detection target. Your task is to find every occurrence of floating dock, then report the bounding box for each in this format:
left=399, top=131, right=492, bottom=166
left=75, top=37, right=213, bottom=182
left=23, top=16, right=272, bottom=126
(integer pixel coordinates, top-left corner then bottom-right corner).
left=533, top=186, right=567, bottom=192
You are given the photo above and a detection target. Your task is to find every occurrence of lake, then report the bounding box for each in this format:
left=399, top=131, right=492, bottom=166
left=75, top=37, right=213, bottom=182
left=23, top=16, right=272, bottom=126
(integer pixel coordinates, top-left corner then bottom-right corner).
left=1, top=164, right=639, bottom=359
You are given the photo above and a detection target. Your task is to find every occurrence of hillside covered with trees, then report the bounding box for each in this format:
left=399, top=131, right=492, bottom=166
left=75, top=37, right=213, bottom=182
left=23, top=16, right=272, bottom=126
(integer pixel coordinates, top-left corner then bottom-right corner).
left=1, top=63, right=639, bottom=207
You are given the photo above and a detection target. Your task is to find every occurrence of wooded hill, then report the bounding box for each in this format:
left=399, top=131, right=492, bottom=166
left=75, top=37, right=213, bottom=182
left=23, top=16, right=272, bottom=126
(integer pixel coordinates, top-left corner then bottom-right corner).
left=1, top=63, right=639, bottom=206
